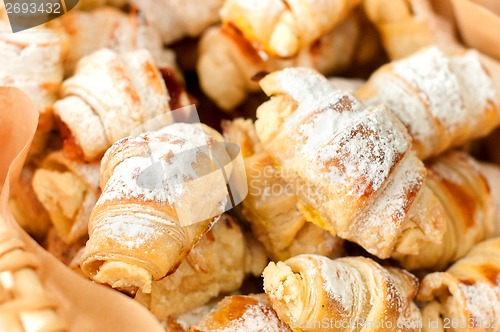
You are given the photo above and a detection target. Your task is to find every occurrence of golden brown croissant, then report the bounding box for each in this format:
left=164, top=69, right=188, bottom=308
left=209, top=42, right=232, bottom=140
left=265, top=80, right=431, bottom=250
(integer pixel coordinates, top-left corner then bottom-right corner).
left=135, top=214, right=268, bottom=320
left=363, top=0, right=459, bottom=60
left=356, top=46, right=500, bottom=160
left=190, top=294, right=291, bottom=332
left=8, top=166, right=52, bottom=240
left=222, top=118, right=344, bottom=261
left=197, top=11, right=369, bottom=111
left=54, top=48, right=190, bottom=162
left=255, top=67, right=445, bottom=260
left=0, top=16, right=65, bottom=132
left=263, top=255, right=421, bottom=332
left=53, top=7, right=165, bottom=75
left=478, top=162, right=500, bottom=237
left=418, top=237, right=500, bottom=332
left=220, top=0, right=362, bottom=58
left=80, top=123, right=236, bottom=294
left=32, top=151, right=100, bottom=244
left=0, top=222, right=66, bottom=331
left=128, top=0, right=225, bottom=45
left=392, top=151, right=494, bottom=270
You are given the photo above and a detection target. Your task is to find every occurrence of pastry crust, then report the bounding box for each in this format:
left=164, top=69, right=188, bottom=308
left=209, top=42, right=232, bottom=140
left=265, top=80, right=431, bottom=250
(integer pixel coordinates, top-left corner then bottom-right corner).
left=223, top=118, right=344, bottom=261
left=54, top=7, right=165, bottom=75
left=190, top=294, right=291, bottom=332
left=0, top=17, right=65, bottom=132
left=130, top=0, right=225, bottom=44
left=418, top=238, right=500, bottom=332
left=393, top=151, right=494, bottom=270
left=197, top=13, right=363, bottom=111
left=54, top=48, right=176, bottom=161
left=221, top=0, right=362, bottom=58
left=356, top=47, right=500, bottom=160
left=32, top=151, right=100, bottom=244
left=263, top=255, right=421, bottom=332
left=134, top=215, right=267, bottom=320
left=80, top=123, right=234, bottom=294
left=255, top=67, right=445, bottom=259
left=363, top=0, right=459, bottom=60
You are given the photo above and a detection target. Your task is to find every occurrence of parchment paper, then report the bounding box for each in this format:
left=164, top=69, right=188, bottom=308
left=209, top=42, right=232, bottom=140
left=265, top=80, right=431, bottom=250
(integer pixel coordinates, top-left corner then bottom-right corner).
left=0, top=87, right=164, bottom=331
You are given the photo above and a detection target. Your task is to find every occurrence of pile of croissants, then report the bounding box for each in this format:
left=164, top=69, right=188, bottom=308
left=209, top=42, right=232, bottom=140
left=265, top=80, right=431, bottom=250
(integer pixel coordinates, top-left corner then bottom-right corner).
left=2, top=0, right=500, bottom=331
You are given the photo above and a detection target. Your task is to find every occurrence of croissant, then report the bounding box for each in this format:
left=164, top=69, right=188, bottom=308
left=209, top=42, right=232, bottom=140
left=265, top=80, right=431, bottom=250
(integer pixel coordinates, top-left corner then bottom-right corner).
left=8, top=166, right=52, bottom=240
left=0, top=16, right=65, bottom=132
left=255, top=67, right=446, bottom=259
left=418, top=237, right=500, bottom=332
left=198, top=10, right=371, bottom=111
left=190, top=294, right=291, bottom=332
left=363, top=0, right=459, bottom=60
left=478, top=162, right=500, bottom=237
left=263, top=254, right=421, bottom=331
left=220, top=0, right=362, bottom=58
left=128, top=0, right=225, bottom=45
left=134, top=214, right=268, bottom=320
left=392, top=151, right=493, bottom=270
left=53, top=48, right=190, bottom=162
left=32, top=151, right=100, bottom=244
left=80, top=123, right=236, bottom=294
left=53, top=7, right=165, bottom=75
left=356, top=46, right=500, bottom=160
left=222, top=118, right=344, bottom=261
left=0, top=222, right=66, bottom=331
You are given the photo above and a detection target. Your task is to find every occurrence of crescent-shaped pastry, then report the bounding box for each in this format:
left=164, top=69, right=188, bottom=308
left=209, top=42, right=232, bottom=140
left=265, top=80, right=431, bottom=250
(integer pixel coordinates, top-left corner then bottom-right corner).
left=263, top=255, right=421, bottom=332
left=255, top=67, right=445, bottom=259
left=80, top=123, right=234, bottom=294
left=418, top=237, right=500, bottom=332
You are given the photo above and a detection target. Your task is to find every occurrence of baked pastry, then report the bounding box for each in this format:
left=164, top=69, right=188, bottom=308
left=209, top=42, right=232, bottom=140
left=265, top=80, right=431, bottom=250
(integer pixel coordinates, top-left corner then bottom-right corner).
left=392, top=151, right=494, bottom=270
left=190, top=294, right=291, bottom=332
left=363, top=0, right=459, bottom=60
left=54, top=48, right=189, bottom=162
left=53, top=7, right=165, bottom=75
left=220, top=0, right=362, bottom=58
left=32, top=151, right=100, bottom=244
left=418, top=237, right=500, bottom=332
left=222, top=118, right=344, bottom=261
left=356, top=46, right=500, bottom=160
left=0, top=221, right=66, bottom=331
left=44, top=228, right=88, bottom=267
left=478, top=162, right=500, bottom=237
left=255, top=67, right=445, bottom=259
left=8, top=166, right=52, bottom=240
left=198, top=12, right=367, bottom=111
left=0, top=17, right=65, bottom=131
left=129, top=0, right=225, bottom=45
left=263, top=254, right=421, bottom=331
left=80, top=123, right=235, bottom=294
left=135, top=214, right=267, bottom=320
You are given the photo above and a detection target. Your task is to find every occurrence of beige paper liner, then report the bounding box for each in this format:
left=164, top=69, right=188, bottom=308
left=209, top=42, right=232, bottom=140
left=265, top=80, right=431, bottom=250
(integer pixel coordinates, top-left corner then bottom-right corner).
left=452, top=0, right=500, bottom=61
left=0, top=87, right=164, bottom=331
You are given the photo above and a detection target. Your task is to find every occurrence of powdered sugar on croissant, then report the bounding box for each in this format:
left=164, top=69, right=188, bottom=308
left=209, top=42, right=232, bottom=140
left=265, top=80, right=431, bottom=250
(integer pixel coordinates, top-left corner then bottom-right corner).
left=263, top=255, right=421, bottom=331
left=81, top=123, right=233, bottom=294
left=255, top=67, right=445, bottom=259
left=356, top=47, right=499, bottom=160
left=54, top=48, right=179, bottom=161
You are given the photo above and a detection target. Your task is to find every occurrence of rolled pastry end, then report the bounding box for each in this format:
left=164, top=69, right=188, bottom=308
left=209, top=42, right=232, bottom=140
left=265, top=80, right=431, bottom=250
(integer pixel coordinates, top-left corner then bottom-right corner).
left=262, top=261, right=304, bottom=322
left=54, top=96, right=109, bottom=161
left=92, top=261, right=152, bottom=294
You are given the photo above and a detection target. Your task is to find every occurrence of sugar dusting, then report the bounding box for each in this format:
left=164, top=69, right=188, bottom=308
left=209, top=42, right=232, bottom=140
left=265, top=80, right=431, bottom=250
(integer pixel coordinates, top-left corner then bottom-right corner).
left=392, top=47, right=463, bottom=132
left=460, top=278, right=500, bottom=322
